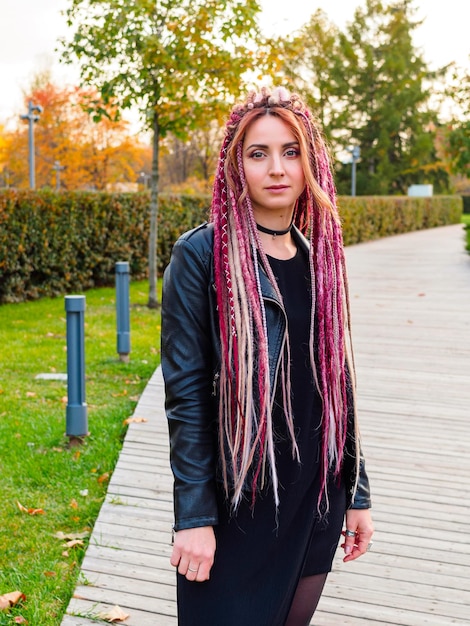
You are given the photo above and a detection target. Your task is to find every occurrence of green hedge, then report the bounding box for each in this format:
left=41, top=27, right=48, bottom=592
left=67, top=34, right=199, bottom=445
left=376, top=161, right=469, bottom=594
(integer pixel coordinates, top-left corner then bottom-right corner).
left=0, top=190, right=462, bottom=303
left=0, top=190, right=210, bottom=303
left=338, top=195, right=462, bottom=246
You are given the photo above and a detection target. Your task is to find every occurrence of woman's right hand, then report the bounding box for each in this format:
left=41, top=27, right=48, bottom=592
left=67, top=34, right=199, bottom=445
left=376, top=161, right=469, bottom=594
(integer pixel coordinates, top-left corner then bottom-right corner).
left=170, top=525, right=216, bottom=582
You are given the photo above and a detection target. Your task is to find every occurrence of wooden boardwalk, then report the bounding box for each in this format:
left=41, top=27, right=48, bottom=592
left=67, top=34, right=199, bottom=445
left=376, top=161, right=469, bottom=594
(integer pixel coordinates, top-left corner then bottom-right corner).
left=62, top=224, right=470, bottom=626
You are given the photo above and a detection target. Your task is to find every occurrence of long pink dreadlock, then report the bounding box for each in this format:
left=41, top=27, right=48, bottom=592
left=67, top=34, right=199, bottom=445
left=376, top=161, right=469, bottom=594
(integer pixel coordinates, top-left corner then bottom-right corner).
left=210, top=87, right=358, bottom=512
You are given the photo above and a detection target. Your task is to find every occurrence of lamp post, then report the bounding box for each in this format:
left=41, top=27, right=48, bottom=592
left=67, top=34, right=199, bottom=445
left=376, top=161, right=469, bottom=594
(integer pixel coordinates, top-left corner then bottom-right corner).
left=139, top=171, right=150, bottom=188
left=53, top=161, right=65, bottom=190
left=347, top=145, right=361, bottom=196
left=20, top=100, right=43, bottom=189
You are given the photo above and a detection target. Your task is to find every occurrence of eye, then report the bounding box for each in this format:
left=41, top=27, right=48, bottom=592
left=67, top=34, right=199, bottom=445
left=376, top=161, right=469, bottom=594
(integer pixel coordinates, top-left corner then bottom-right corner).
left=249, top=150, right=265, bottom=159
left=285, top=148, right=300, bottom=157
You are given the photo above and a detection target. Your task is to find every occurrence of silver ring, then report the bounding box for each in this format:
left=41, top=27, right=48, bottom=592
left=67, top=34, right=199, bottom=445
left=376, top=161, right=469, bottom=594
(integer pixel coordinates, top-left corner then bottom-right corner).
left=345, top=529, right=356, bottom=537
left=366, top=542, right=373, bottom=552
left=188, top=567, right=198, bottom=572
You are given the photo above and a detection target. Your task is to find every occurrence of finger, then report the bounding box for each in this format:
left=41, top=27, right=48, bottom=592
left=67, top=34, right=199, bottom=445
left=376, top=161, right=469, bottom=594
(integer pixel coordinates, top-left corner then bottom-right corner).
left=185, top=564, right=199, bottom=581
left=177, top=556, right=190, bottom=575
left=343, top=534, right=373, bottom=562
left=196, top=557, right=214, bottom=582
left=170, top=545, right=181, bottom=568
left=342, top=528, right=357, bottom=557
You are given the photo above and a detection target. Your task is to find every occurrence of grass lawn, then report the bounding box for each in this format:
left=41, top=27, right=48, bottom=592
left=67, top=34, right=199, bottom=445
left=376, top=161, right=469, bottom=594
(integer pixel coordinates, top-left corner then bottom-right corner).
left=0, top=281, right=161, bottom=625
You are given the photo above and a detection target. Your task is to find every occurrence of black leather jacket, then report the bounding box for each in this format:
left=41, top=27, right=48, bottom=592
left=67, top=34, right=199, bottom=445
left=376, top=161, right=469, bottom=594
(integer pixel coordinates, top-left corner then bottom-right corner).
left=161, top=222, right=371, bottom=532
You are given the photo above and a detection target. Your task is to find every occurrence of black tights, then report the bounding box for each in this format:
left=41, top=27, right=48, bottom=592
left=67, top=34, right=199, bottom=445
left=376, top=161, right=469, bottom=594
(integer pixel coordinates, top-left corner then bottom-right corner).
left=285, top=573, right=328, bottom=626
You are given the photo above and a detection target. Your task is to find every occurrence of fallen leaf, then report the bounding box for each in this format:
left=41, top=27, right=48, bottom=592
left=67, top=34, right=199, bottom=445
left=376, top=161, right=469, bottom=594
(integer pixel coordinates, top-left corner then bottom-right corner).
left=26, top=391, right=37, bottom=398
left=97, top=605, right=130, bottom=622
left=112, top=389, right=128, bottom=397
left=0, top=591, right=25, bottom=610
left=14, top=616, right=28, bottom=624
left=60, top=396, right=68, bottom=403
left=123, top=416, right=148, bottom=425
left=70, top=499, right=79, bottom=510
left=65, top=539, right=84, bottom=548
left=17, top=501, right=45, bottom=515
left=97, top=472, right=110, bottom=483
left=43, top=571, right=56, bottom=577
left=418, top=292, right=426, bottom=297
left=55, top=531, right=89, bottom=541
left=62, top=550, right=69, bottom=557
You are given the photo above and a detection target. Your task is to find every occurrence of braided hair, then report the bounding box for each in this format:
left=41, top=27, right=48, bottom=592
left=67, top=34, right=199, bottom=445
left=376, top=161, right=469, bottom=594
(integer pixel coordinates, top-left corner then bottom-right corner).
left=210, top=86, right=357, bottom=512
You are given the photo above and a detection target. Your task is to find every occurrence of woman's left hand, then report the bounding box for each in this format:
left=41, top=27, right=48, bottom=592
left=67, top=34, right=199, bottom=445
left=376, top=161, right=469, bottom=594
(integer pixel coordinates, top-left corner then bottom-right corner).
left=342, top=508, right=374, bottom=562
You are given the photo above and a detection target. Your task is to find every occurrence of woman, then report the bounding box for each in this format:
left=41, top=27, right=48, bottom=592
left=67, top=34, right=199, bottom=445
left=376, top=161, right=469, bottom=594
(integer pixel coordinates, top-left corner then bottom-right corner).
left=161, top=87, right=373, bottom=626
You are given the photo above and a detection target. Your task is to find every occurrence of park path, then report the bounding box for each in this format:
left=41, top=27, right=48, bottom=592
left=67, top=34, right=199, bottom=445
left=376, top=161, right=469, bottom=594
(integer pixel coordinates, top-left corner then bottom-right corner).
left=61, top=223, right=470, bottom=625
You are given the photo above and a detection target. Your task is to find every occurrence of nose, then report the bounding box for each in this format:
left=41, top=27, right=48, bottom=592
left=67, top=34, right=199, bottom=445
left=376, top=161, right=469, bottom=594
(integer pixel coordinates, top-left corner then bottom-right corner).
left=269, top=154, right=285, bottom=176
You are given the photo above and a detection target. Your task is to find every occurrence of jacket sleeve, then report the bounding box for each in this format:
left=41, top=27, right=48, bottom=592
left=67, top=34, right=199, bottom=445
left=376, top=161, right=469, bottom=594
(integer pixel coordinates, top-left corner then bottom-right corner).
left=349, top=451, right=371, bottom=509
left=345, top=364, right=372, bottom=510
left=161, top=233, right=219, bottom=531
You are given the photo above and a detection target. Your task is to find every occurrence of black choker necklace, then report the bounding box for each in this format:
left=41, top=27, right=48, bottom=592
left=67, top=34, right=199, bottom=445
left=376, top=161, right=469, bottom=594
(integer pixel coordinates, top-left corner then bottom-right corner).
left=256, top=221, right=293, bottom=238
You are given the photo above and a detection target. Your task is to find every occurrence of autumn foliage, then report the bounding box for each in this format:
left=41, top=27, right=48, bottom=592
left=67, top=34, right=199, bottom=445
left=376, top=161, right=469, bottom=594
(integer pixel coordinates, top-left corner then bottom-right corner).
left=0, top=82, right=151, bottom=191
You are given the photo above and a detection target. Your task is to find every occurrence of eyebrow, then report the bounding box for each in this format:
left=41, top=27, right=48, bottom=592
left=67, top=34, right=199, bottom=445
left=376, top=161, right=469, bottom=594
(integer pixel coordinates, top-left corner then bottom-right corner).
left=245, top=141, right=300, bottom=151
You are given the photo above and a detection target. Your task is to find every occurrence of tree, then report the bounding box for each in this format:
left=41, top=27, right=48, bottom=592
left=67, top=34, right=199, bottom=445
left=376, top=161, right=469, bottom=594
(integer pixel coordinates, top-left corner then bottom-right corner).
left=281, top=9, right=344, bottom=132
left=2, top=77, right=151, bottom=191
left=441, top=64, right=470, bottom=184
left=282, top=0, right=447, bottom=195
left=159, top=119, right=224, bottom=190
left=61, top=0, right=264, bottom=308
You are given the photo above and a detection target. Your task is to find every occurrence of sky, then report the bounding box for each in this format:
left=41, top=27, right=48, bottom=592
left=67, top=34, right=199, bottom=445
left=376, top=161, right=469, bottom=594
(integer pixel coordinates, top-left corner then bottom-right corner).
left=0, top=0, right=469, bottom=129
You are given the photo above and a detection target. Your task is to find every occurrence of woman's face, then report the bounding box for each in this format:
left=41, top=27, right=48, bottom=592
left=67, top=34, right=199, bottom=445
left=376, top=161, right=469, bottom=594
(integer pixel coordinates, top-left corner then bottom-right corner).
left=242, top=114, right=305, bottom=222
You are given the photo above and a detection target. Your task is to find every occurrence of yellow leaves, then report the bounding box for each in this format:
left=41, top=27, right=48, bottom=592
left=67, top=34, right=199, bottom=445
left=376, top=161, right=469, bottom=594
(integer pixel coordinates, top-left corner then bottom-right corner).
left=0, top=591, right=25, bottom=611
left=112, top=389, right=128, bottom=397
left=55, top=530, right=89, bottom=541
left=97, top=605, right=130, bottom=622
left=56, top=530, right=89, bottom=556
left=123, top=416, right=148, bottom=425
left=65, top=539, right=85, bottom=549
left=97, top=472, right=110, bottom=484
left=17, top=501, right=45, bottom=516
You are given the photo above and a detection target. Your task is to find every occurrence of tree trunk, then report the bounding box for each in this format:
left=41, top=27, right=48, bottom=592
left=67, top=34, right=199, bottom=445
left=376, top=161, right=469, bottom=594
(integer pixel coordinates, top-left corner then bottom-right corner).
left=147, top=111, right=159, bottom=309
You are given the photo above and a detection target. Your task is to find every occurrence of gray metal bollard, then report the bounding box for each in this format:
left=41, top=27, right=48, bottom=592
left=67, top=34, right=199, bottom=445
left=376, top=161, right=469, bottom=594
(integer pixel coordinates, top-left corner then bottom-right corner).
left=65, top=295, right=88, bottom=437
left=115, top=262, right=131, bottom=362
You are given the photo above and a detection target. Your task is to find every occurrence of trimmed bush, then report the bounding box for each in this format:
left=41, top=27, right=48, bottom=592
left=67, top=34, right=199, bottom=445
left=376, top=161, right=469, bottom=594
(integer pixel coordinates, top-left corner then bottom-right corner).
left=338, top=195, right=462, bottom=246
left=0, top=190, right=462, bottom=303
left=0, top=190, right=210, bottom=303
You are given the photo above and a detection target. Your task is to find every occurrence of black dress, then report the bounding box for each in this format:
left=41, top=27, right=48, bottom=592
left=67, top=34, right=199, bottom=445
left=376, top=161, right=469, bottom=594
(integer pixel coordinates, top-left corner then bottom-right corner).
left=177, top=246, right=346, bottom=626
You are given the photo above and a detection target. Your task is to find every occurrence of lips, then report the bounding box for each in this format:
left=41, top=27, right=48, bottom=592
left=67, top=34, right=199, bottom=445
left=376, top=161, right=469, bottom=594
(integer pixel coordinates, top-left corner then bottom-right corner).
left=265, top=185, right=289, bottom=190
